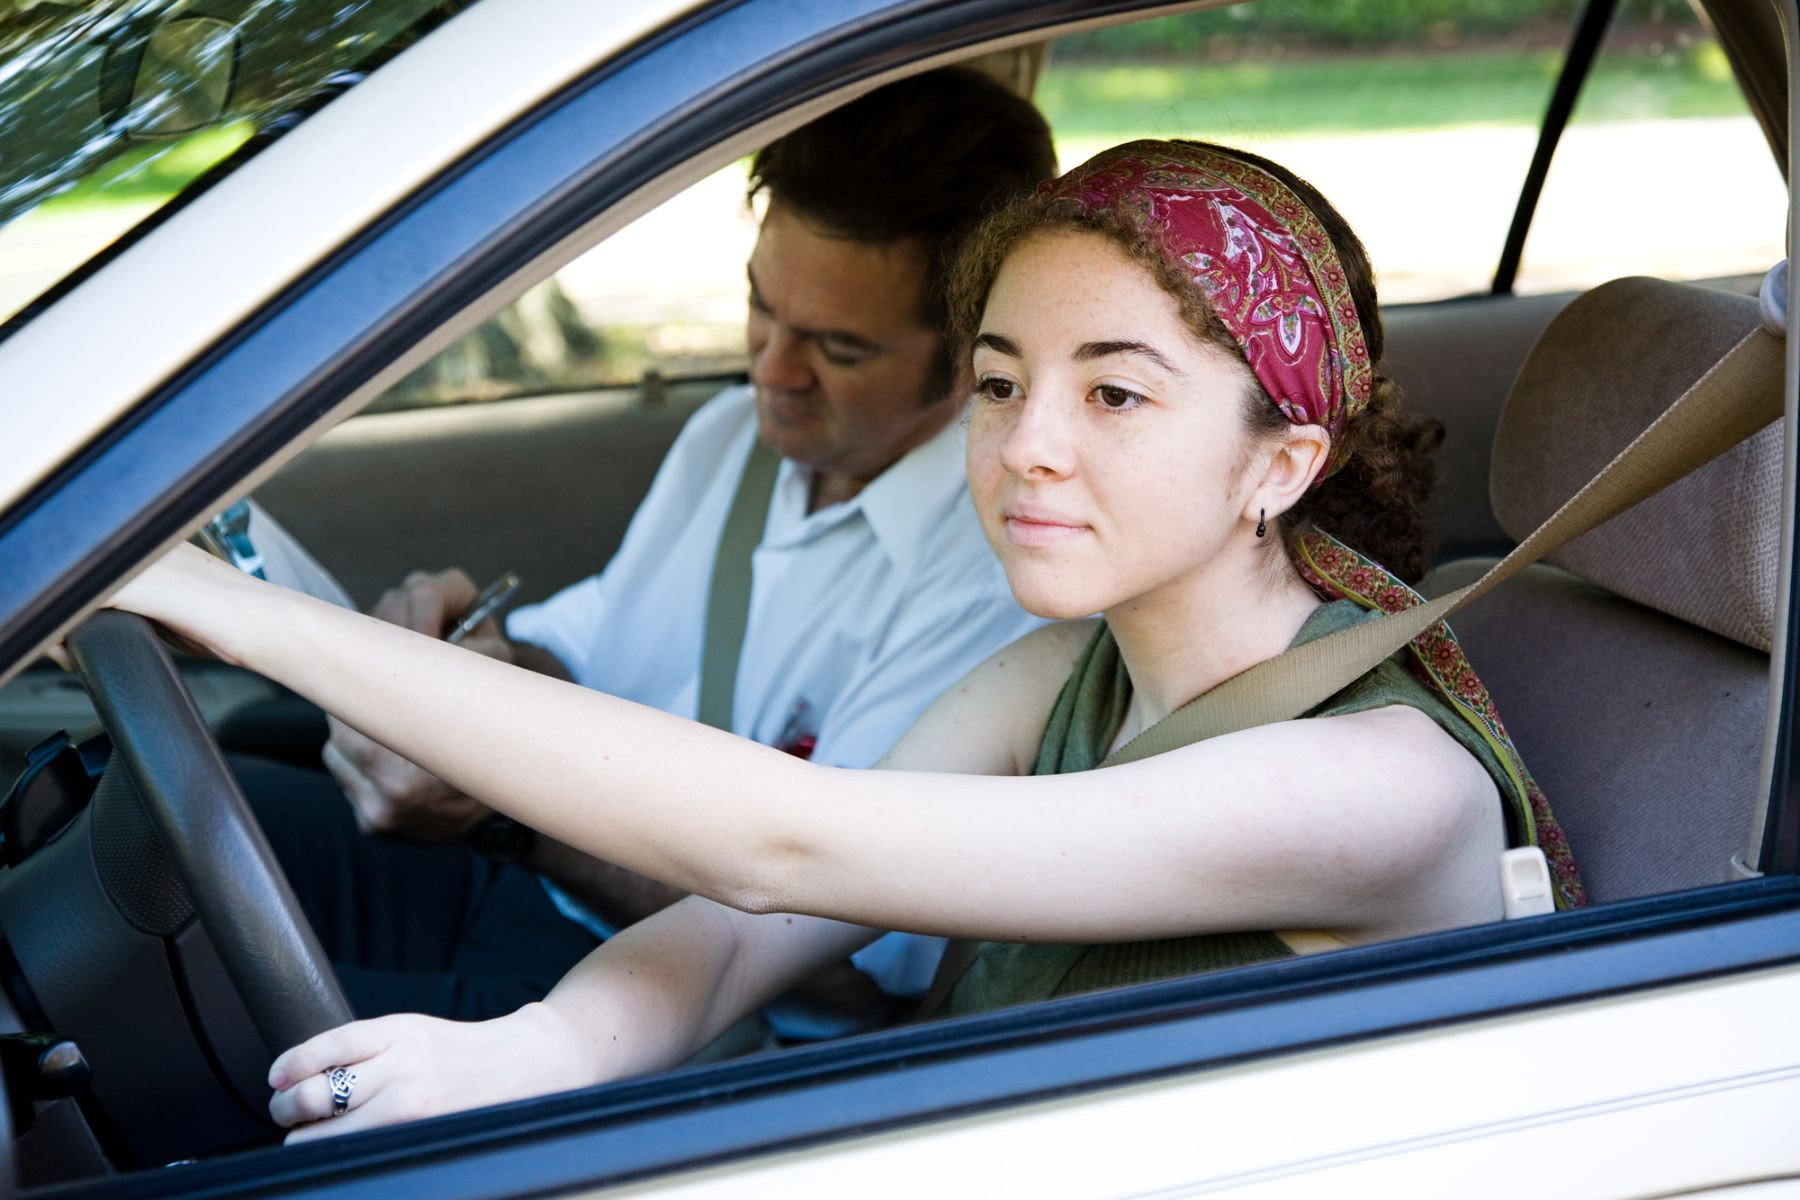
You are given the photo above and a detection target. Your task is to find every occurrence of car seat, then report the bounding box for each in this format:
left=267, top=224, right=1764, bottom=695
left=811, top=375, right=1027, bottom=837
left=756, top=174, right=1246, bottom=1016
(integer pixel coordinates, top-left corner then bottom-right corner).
left=1425, top=276, right=1779, bottom=903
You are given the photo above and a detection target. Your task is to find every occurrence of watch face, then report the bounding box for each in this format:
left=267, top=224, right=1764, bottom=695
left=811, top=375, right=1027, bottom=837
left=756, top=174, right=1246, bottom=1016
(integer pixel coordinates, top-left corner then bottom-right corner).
left=471, top=816, right=534, bottom=863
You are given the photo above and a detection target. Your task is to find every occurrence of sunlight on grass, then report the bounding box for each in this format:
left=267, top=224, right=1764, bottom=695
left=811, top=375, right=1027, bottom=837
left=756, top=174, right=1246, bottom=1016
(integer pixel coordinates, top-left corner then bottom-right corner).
left=1037, top=44, right=1748, bottom=143
left=37, top=122, right=254, bottom=211
left=0, top=122, right=253, bottom=322
left=0, top=38, right=1774, bottom=338
left=1692, top=39, right=1731, bottom=83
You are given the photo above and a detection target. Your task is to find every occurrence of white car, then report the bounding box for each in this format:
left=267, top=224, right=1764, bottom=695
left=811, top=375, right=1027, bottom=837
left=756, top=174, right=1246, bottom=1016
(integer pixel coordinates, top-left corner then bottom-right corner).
left=0, top=0, right=1795, bottom=1195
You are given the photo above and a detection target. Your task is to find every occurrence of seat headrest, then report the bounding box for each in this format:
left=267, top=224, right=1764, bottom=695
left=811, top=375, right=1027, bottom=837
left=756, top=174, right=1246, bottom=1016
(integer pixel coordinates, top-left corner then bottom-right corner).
left=1491, top=276, right=1779, bottom=652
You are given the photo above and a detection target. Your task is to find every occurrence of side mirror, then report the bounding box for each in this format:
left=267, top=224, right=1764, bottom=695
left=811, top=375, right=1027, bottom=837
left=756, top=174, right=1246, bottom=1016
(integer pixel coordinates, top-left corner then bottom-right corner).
left=98, top=15, right=239, bottom=138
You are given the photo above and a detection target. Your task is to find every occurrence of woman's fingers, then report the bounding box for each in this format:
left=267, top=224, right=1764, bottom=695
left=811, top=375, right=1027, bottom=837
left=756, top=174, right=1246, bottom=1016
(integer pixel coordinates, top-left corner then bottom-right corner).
left=269, top=1019, right=395, bottom=1093
left=283, top=1100, right=393, bottom=1143
left=269, top=1019, right=407, bottom=1133
left=269, top=1014, right=475, bottom=1136
left=270, top=1062, right=381, bottom=1129
left=267, top=1007, right=594, bottom=1141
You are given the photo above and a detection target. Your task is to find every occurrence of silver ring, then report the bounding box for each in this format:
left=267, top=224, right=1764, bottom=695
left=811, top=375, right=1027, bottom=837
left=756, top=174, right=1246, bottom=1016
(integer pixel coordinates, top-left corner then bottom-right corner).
left=326, top=1066, right=357, bottom=1117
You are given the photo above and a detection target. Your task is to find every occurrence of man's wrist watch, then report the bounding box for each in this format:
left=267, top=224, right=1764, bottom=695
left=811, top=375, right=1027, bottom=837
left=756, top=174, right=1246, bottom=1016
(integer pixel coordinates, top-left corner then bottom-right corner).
left=467, top=815, right=537, bottom=864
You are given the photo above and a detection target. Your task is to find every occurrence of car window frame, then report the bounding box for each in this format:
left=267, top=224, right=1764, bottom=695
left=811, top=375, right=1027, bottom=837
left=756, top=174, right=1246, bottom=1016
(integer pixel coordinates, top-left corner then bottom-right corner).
left=1488, top=0, right=1787, bottom=297
left=1489, top=0, right=1618, bottom=296
left=2, top=0, right=1797, bottom=1193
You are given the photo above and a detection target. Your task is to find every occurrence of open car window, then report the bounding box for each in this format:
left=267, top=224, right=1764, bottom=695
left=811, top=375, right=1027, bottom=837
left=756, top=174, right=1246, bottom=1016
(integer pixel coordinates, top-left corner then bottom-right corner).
left=235, top=1, right=1794, bottom=947
left=375, top=0, right=1783, bottom=419
left=1518, top=0, right=1785, bottom=292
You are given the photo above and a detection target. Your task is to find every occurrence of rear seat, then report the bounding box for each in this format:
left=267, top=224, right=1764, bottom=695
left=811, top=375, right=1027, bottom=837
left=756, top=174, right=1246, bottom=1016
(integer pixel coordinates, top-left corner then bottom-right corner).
left=254, top=382, right=716, bottom=609
left=1425, top=276, right=1777, bottom=902
left=1384, top=290, right=1574, bottom=558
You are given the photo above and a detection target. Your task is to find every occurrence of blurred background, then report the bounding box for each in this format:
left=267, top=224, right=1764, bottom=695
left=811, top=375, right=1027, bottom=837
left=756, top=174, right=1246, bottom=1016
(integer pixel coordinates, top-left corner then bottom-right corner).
left=0, top=0, right=1784, bottom=411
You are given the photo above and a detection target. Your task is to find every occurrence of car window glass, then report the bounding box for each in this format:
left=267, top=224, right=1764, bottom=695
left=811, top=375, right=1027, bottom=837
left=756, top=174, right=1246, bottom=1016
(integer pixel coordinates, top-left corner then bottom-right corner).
left=1034, top=3, right=1590, bottom=302
left=1036, top=0, right=1767, bottom=303
left=0, top=0, right=481, bottom=330
left=367, top=0, right=1777, bottom=414
left=1514, top=0, right=1785, bottom=293
left=376, top=5, right=1590, bottom=413
left=373, top=161, right=758, bottom=413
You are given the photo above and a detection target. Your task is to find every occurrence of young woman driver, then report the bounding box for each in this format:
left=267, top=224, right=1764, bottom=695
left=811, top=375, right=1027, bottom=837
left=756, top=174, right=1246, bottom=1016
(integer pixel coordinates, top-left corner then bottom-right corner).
left=98, top=140, right=1582, bottom=1136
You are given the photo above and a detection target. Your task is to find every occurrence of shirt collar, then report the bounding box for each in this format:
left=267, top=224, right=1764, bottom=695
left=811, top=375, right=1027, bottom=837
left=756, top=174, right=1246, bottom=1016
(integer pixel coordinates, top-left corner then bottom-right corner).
left=765, top=406, right=971, bottom=572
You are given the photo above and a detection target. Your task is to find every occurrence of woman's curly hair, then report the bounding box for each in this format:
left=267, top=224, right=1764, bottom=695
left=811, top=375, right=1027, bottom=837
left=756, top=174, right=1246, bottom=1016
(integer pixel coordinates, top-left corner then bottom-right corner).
left=945, top=141, right=1444, bottom=583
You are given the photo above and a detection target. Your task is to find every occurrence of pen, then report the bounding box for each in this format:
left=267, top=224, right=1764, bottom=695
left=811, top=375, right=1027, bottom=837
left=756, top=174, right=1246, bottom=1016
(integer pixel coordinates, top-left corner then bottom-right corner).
left=445, top=571, right=521, bottom=645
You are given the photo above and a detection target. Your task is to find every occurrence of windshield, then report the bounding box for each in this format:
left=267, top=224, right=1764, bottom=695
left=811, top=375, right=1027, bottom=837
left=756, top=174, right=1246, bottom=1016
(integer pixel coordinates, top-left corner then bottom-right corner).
left=0, top=0, right=477, bottom=330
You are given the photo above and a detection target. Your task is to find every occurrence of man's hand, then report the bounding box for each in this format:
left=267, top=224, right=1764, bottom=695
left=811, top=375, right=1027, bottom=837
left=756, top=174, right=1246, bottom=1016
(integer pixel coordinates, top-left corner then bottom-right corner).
left=323, top=569, right=514, bottom=842
left=372, top=568, right=516, bottom=660
left=323, top=718, right=492, bottom=841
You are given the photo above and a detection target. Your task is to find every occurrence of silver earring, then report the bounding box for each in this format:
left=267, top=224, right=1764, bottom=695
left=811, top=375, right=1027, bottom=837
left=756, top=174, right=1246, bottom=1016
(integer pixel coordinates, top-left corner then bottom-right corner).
left=1255, top=508, right=1267, bottom=539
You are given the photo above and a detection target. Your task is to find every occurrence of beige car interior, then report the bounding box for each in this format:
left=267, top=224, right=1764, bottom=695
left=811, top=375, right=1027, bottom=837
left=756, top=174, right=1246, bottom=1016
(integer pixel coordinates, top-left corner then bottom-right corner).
left=243, top=267, right=1787, bottom=911
left=0, top=16, right=1789, bottom=929
left=253, top=291, right=1590, bottom=611
left=252, top=381, right=718, bottom=611
left=1426, top=276, right=1781, bottom=902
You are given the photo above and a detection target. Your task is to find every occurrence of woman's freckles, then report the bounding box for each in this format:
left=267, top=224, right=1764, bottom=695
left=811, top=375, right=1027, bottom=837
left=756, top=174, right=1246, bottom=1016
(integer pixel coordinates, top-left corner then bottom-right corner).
left=962, top=229, right=1268, bottom=621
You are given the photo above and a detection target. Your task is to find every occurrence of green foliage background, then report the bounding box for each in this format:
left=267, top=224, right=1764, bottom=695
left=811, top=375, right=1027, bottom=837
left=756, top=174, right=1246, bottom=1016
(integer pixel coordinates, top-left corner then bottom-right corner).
left=1055, top=0, right=1700, bottom=56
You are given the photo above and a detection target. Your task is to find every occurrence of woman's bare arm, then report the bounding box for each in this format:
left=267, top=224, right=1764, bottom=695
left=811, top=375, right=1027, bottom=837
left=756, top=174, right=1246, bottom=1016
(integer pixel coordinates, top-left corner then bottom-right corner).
left=267, top=895, right=878, bottom=1136
left=111, top=547, right=1502, bottom=947
left=260, top=618, right=1077, bottom=1138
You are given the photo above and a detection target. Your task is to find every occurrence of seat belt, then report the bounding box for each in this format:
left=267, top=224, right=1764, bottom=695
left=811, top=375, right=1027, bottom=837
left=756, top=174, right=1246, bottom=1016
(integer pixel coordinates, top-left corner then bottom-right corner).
left=919, top=324, right=1784, bottom=1020
left=697, top=439, right=781, bottom=731
left=1108, top=325, right=1785, bottom=765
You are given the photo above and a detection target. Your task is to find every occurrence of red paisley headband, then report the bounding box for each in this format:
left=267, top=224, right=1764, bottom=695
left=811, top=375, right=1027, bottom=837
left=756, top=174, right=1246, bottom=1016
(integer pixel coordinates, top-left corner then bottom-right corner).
left=1037, top=141, right=1373, bottom=472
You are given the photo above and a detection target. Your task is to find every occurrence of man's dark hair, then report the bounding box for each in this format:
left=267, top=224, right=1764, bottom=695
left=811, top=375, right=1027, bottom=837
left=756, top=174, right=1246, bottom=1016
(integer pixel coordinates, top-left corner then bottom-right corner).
left=749, top=67, right=1056, bottom=397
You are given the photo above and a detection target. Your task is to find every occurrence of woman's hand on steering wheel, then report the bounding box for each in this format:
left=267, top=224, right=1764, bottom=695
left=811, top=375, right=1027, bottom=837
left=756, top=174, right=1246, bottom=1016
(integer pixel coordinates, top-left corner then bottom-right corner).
left=267, top=1003, right=592, bottom=1141
left=102, top=542, right=267, bottom=664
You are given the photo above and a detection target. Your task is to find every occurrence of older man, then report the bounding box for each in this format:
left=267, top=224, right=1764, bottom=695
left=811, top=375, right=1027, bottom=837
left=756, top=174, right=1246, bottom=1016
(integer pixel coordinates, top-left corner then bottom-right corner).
left=245, top=68, right=1056, bottom=1032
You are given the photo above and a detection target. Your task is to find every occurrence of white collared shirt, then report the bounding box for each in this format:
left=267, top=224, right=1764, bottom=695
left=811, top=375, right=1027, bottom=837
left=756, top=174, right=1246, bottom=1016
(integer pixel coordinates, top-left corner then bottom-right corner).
left=508, top=384, right=1045, bottom=997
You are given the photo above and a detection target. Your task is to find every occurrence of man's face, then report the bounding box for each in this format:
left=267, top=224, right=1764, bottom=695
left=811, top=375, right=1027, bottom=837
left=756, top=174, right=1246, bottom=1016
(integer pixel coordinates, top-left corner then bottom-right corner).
left=746, top=202, right=958, bottom=486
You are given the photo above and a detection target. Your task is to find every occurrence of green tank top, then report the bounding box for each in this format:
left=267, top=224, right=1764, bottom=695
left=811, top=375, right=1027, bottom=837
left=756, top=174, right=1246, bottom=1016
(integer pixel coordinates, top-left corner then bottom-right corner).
left=945, top=599, right=1518, bottom=1017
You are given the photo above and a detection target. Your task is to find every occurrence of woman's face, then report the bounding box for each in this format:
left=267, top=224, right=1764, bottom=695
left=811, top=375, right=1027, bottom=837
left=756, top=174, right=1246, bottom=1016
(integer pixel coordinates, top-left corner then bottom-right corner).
left=966, top=230, right=1267, bottom=620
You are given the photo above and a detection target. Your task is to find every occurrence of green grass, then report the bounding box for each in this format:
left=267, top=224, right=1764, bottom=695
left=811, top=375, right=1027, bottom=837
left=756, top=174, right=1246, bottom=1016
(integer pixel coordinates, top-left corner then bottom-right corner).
left=1036, top=42, right=1744, bottom=142
left=13, top=43, right=1747, bottom=230
left=1051, top=0, right=1701, bottom=56
left=27, top=122, right=253, bottom=214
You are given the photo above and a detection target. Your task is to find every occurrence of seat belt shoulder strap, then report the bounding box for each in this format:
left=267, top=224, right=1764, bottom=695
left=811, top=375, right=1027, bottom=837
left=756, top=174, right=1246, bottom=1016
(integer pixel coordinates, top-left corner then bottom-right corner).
left=1104, top=327, right=1784, bottom=769
left=698, top=439, right=781, bottom=731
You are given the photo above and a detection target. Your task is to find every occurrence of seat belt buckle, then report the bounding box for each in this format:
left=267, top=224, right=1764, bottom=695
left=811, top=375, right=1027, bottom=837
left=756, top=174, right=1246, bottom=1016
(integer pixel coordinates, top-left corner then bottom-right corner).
left=1499, top=846, right=1555, bottom=918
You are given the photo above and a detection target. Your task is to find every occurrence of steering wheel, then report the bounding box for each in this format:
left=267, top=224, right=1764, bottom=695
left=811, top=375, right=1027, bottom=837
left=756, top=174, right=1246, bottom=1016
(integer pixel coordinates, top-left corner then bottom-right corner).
left=64, top=609, right=351, bottom=1057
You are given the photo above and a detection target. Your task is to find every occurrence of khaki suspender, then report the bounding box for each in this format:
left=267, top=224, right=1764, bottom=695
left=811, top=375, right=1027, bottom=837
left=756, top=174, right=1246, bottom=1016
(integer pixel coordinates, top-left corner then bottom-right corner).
left=697, top=439, right=781, bottom=732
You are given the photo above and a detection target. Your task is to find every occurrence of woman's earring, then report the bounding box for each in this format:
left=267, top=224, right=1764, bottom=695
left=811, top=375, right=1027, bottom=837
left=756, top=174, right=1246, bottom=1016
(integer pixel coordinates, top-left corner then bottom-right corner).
left=1255, top=509, right=1267, bottom=539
